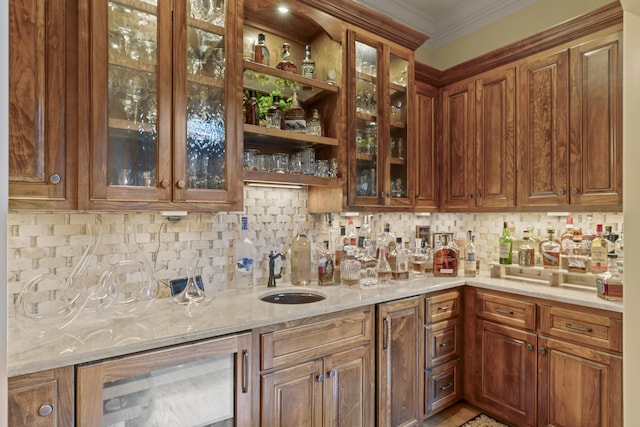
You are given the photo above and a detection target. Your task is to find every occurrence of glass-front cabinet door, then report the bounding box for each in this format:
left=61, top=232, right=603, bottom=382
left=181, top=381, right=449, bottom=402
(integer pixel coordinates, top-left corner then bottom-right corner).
left=348, top=31, right=413, bottom=209
left=82, top=0, right=241, bottom=210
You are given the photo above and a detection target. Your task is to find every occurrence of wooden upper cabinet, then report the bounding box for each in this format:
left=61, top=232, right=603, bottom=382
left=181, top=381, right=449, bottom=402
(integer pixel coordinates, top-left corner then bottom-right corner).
left=568, top=30, right=622, bottom=208
left=9, top=0, right=77, bottom=209
left=516, top=49, right=570, bottom=208
left=415, top=81, right=439, bottom=211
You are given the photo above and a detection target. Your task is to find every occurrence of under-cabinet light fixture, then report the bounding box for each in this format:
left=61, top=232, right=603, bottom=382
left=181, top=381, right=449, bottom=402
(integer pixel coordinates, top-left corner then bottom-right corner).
left=415, top=212, right=431, bottom=216
left=547, top=212, right=571, bottom=217
left=278, top=6, right=289, bottom=14
left=339, top=212, right=360, bottom=217
left=246, top=183, right=303, bottom=189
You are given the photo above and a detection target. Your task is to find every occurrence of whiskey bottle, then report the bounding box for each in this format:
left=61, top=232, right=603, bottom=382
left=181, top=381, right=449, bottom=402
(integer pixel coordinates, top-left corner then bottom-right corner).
left=376, top=245, right=392, bottom=286
left=567, top=234, right=590, bottom=273
left=266, top=95, right=284, bottom=129
left=276, top=42, right=297, bottom=73
left=433, top=234, right=459, bottom=277
left=498, top=222, right=513, bottom=265
left=464, top=230, right=476, bottom=277
left=518, top=230, right=535, bottom=267
left=596, top=254, right=622, bottom=301
left=301, top=44, right=316, bottom=79
left=590, top=223, right=609, bottom=272
left=306, top=109, right=322, bottom=136
left=254, top=33, right=270, bottom=66
left=284, top=91, right=306, bottom=133
left=317, top=241, right=334, bottom=286
left=560, top=216, right=575, bottom=256
left=340, top=246, right=361, bottom=286
left=390, top=238, right=410, bottom=281
left=540, top=228, right=561, bottom=269
left=244, top=90, right=259, bottom=125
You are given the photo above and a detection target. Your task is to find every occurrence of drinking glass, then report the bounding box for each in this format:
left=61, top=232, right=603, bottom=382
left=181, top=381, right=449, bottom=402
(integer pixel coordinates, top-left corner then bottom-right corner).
left=272, top=153, right=289, bottom=173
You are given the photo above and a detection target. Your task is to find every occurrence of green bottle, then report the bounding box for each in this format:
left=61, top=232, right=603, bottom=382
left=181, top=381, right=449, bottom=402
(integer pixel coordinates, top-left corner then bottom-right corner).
left=499, top=221, right=513, bottom=265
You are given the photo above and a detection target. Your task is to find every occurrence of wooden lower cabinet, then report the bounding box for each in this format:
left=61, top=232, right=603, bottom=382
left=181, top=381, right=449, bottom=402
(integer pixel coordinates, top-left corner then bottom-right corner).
left=377, top=296, right=423, bottom=427
left=8, top=366, right=74, bottom=427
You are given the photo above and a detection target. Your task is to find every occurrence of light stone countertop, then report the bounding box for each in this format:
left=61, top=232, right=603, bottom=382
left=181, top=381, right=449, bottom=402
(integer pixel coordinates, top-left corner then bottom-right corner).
left=7, top=272, right=622, bottom=377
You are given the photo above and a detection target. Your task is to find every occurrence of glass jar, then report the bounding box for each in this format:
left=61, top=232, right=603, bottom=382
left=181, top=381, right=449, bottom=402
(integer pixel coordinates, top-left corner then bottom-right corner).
left=596, top=254, right=622, bottom=301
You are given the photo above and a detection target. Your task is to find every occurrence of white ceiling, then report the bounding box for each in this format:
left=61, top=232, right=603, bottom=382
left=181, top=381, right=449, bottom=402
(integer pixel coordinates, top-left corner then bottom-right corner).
left=355, top=0, right=539, bottom=50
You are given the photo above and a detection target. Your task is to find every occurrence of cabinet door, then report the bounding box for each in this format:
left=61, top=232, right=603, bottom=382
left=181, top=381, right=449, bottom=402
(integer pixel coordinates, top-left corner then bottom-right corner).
left=568, top=31, right=622, bottom=207
left=516, top=49, right=569, bottom=207
left=442, top=79, right=475, bottom=210
left=477, top=320, right=536, bottom=427
left=414, top=81, right=438, bottom=210
left=261, top=360, right=324, bottom=427
left=538, top=336, right=622, bottom=427
left=8, top=366, right=74, bottom=427
left=77, top=333, right=253, bottom=427
left=377, top=296, right=423, bottom=427
left=9, top=0, right=75, bottom=209
left=475, top=67, right=516, bottom=208
left=324, top=345, right=374, bottom=427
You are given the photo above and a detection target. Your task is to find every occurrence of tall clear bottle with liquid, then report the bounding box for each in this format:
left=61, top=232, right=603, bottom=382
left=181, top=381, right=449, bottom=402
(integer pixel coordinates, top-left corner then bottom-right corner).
left=615, top=223, right=623, bottom=272
left=518, top=230, right=535, bottom=267
left=499, top=222, right=513, bottom=265
left=235, top=216, right=257, bottom=287
left=464, top=231, right=476, bottom=277
left=590, top=223, right=609, bottom=272
left=291, top=216, right=312, bottom=285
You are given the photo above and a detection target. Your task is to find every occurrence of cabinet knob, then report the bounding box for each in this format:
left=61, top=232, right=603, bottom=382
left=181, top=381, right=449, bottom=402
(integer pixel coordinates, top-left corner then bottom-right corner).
left=476, top=193, right=481, bottom=199
left=160, top=179, right=170, bottom=188
left=538, top=347, right=547, bottom=354
left=557, top=188, right=565, bottom=196
left=327, top=370, right=336, bottom=379
left=571, top=188, right=579, bottom=195
left=526, top=344, right=534, bottom=351
left=49, top=174, right=61, bottom=185
left=177, top=179, right=186, bottom=189
left=316, top=374, right=325, bottom=382
left=38, top=403, right=53, bottom=417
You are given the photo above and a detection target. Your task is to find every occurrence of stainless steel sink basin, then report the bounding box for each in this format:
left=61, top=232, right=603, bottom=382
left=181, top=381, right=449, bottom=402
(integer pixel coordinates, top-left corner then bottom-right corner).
left=259, top=291, right=326, bottom=304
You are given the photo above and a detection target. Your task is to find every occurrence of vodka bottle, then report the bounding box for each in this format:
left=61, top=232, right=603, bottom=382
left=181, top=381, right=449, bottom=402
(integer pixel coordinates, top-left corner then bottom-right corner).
left=235, top=216, right=257, bottom=287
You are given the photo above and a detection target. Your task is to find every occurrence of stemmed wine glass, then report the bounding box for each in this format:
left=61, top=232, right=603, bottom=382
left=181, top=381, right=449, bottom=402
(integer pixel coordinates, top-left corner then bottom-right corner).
left=123, top=74, right=148, bottom=123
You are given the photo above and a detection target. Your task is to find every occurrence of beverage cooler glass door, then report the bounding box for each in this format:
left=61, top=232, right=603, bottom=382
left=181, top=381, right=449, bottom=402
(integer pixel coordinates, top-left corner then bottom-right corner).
left=388, top=54, right=408, bottom=200
left=354, top=41, right=380, bottom=200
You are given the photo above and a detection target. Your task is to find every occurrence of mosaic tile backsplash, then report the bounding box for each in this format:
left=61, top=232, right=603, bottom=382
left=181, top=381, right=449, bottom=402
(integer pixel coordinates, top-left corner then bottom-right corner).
left=7, top=186, right=623, bottom=307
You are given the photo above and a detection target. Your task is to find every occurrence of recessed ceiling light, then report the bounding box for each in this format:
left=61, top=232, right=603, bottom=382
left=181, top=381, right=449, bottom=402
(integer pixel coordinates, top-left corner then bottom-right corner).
left=278, top=6, right=289, bottom=14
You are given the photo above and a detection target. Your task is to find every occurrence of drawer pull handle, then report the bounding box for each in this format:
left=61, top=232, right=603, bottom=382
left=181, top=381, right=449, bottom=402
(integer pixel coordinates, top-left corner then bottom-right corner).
left=565, top=322, right=593, bottom=333
left=437, top=305, right=451, bottom=311
left=383, top=316, right=391, bottom=350
left=439, top=382, right=453, bottom=391
left=241, top=349, right=249, bottom=393
left=494, top=306, right=514, bottom=315
left=439, top=341, right=452, bottom=347
left=38, top=404, right=53, bottom=417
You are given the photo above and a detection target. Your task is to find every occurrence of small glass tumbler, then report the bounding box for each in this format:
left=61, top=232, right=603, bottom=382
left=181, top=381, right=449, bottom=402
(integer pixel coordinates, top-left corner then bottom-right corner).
left=272, top=153, right=289, bottom=173
left=244, top=149, right=259, bottom=170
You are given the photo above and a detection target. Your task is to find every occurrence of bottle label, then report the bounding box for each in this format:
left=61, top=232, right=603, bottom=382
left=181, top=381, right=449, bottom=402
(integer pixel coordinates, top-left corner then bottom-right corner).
left=591, top=246, right=608, bottom=271
left=542, top=250, right=560, bottom=267
left=499, top=242, right=511, bottom=258
left=237, top=257, right=253, bottom=272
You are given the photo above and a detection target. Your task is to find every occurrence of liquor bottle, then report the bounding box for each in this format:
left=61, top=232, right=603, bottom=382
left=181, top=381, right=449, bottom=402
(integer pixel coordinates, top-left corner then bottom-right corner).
left=498, top=222, right=513, bottom=265
left=376, top=245, right=392, bottom=286
left=317, top=241, right=334, bottom=286
left=301, top=44, right=316, bottom=79
left=284, top=91, right=306, bottom=133
left=518, top=230, right=535, bottom=267
left=377, top=223, right=396, bottom=259
left=266, top=95, right=284, bottom=129
left=340, top=246, right=361, bottom=286
left=276, top=42, right=297, bottom=72
left=235, top=216, right=257, bottom=287
left=334, top=225, right=348, bottom=283
left=560, top=216, right=575, bottom=256
left=604, top=226, right=619, bottom=254
left=410, top=238, right=427, bottom=277
left=590, top=223, right=609, bottom=272
left=306, top=109, right=322, bottom=136
left=433, top=234, right=459, bottom=277
left=391, top=238, right=410, bottom=280
left=464, top=230, right=476, bottom=277
left=596, top=254, right=623, bottom=301
left=567, top=234, right=590, bottom=273
left=360, top=239, right=378, bottom=287
left=615, top=224, right=623, bottom=272
left=254, top=33, right=270, bottom=66
left=540, top=228, right=561, bottom=269
left=244, top=90, right=259, bottom=125
left=291, top=218, right=311, bottom=285
left=358, top=215, right=373, bottom=248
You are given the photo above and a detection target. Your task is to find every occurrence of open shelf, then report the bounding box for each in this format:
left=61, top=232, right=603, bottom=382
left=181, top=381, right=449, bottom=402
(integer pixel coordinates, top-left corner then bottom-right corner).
left=243, top=124, right=338, bottom=148
left=244, top=170, right=340, bottom=187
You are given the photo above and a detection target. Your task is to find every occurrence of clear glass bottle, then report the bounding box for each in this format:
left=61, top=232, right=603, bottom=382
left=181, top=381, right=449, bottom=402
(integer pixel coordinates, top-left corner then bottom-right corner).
left=317, top=241, right=334, bottom=286
left=604, top=225, right=619, bottom=255
left=540, top=228, right=561, bottom=269
left=615, top=224, right=623, bottom=272
left=276, top=42, right=297, bottom=72
left=266, top=95, right=284, bottom=129
left=518, top=230, right=535, bottom=267
left=306, top=109, right=322, bottom=136
left=377, top=223, right=396, bottom=260
left=340, top=246, right=361, bottom=286
left=391, top=239, right=410, bottom=281
left=376, top=245, right=392, bottom=286
left=284, top=91, right=306, bottom=133
left=301, top=44, right=316, bottom=79
left=433, top=234, right=459, bottom=277
left=359, top=239, right=378, bottom=287
left=291, top=218, right=311, bottom=285
left=560, top=216, right=575, bottom=256
left=358, top=215, right=372, bottom=249
left=464, top=230, right=476, bottom=277
left=596, top=254, right=622, bottom=301
left=254, top=33, right=270, bottom=66
left=567, top=234, right=590, bottom=273
left=334, top=225, right=347, bottom=283
left=411, top=238, right=427, bottom=277
left=590, top=223, right=609, bottom=272
left=244, top=90, right=259, bottom=125
left=235, top=216, right=256, bottom=287
left=498, top=222, right=513, bottom=265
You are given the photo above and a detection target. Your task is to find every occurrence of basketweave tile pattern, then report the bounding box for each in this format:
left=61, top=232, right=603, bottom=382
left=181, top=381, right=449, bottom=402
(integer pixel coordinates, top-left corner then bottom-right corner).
left=6, top=186, right=622, bottom=307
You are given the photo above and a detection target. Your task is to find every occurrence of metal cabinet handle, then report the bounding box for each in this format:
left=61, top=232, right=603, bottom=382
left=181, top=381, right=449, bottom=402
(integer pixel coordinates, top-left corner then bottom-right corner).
left=557, top=188, right=565, bottom=196
left=316, top=374, right=325, bottom=382
left=241, top=349, right=249, bottom=393
left=565, top=322, right=593, bottom=333
left=494, top=306, right=514, bottom=315
left=383, top=316, right=390, bottom=350
left=527, top=344, right=534, bottom=351
left=437, top=305, right=451, bottom=312
left=49, top=174, right=61, bottom=185
left=439, top=341, right=452, bottom=348
left=539, top=347, right=546, bottom=354
left=38, top=404, right=53, bottom=417
left=439, top=382, right=453, bottom=391
left=327, top=370, right=336, bottom=379
left=571, top=188, right=579, bottom=195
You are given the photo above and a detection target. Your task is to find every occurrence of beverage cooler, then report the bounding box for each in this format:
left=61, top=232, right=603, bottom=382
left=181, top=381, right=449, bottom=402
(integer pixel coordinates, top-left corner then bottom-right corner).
left=76, top=333, right=252, bottom=426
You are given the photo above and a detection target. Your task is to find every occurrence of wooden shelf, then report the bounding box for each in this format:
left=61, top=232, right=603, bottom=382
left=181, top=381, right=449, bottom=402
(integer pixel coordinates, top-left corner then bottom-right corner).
left=186, top=17, right=225, bottom=36
left=244, top=170, right=340, bottom=187
left=489, top=262, right=598, bottom=289
left=109, top=118, right=155, bottom=133
left=390, top=157, right=406, bottom=165
left=243, top=124, right=339, bottom=147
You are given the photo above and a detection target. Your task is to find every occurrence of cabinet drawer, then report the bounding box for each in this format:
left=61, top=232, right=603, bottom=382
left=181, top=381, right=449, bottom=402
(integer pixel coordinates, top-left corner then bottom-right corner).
left=258, top=306, right=373, bottom=371
left=426, top=289, right=461, bottom=324
left=424, top=358, right=462, bottom=417
left=476, top=291, right=536, bottom=330
left=426, top=318, right=461, bottom=368
left=539, top=305, right=622, bottom=353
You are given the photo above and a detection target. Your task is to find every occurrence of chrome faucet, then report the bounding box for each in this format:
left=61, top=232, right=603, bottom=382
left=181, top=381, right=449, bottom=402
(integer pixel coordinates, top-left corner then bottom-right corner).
left=268, top=250, right=285, bottom=287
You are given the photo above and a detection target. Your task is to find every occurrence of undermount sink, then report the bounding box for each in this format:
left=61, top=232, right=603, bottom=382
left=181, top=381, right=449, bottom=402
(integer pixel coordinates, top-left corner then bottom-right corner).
left=259, top=291, right=326, bottom=304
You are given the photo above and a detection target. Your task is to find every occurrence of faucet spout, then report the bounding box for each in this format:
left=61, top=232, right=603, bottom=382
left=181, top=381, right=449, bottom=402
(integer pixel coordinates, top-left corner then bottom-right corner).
left=268, top=251, right=285, bottom=287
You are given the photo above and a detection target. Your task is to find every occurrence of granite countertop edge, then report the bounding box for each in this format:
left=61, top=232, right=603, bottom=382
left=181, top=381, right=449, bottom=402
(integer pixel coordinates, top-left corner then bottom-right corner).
left=8, top=273, right=623, bottom=377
